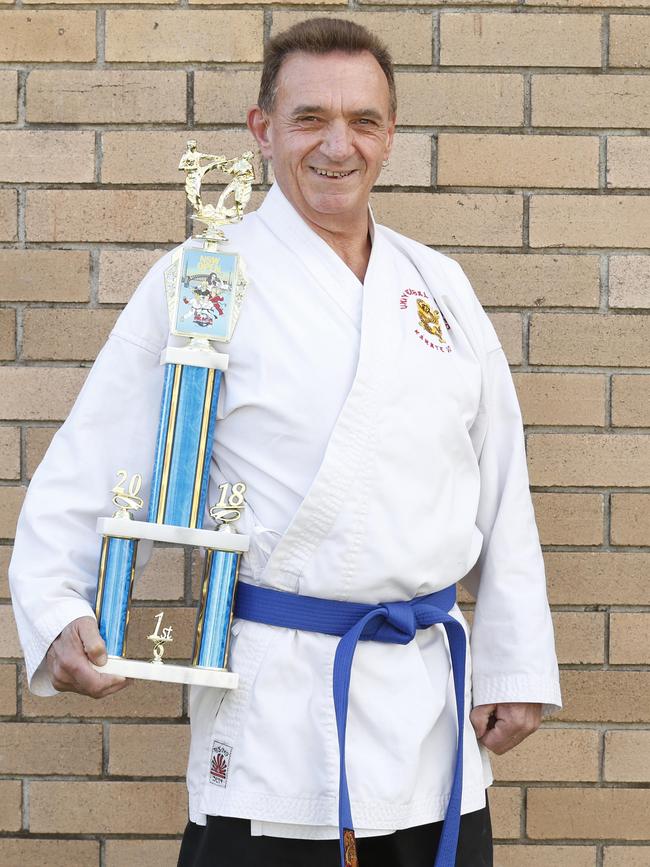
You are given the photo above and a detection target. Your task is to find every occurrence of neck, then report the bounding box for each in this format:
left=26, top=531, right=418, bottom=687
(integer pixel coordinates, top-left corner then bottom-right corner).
left=304, top=213, right=372, bottom=283
left=274, top=182, right=373, bottom=282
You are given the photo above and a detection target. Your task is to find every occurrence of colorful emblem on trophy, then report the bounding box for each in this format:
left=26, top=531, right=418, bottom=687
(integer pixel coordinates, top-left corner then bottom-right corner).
left=92, top=143, right=256, bottom=689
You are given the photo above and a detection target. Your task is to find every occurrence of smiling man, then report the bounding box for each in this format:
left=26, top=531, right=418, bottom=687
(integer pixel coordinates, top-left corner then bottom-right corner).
left=9, top=17, right=561, bottom=867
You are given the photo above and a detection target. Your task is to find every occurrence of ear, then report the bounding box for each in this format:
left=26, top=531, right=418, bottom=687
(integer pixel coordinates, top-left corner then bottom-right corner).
left=384, top=113, right=397, bottom=162
left=247, top=106, right=273, bottom=160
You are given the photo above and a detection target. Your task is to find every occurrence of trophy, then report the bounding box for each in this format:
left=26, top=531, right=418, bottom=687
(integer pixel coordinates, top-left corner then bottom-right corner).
left=92, top=142, right=256, bottom=689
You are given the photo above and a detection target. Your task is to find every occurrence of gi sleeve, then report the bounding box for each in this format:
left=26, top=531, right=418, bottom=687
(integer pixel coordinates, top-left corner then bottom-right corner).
left=462, top=340, right=562, bottom=715
left=8, top=252, right=173, bottom=696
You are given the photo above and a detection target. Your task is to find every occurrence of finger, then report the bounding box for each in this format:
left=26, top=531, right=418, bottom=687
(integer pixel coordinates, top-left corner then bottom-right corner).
left=76, top=617, right=108, bottom=666
left=480, top=725, right=523, bottom=755
left=60, top=652, right=126, bottom=698
left=470, top=704, right=496, bottom=740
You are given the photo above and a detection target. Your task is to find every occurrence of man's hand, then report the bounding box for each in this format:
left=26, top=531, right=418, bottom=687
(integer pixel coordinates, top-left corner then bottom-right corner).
left=470, top=702, right=542, bottom=755
left=45, top=616, right=129, bottom=699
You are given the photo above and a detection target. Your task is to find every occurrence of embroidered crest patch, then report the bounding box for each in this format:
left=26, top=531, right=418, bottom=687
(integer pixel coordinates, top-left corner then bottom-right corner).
left=209, top=741, right=232, bottom=787
left=399, top=288, right=453, bottom=353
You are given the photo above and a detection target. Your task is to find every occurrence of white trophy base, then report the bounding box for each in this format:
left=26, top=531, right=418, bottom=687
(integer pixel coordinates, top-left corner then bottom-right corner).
left=92, top=656, right=238, bottom=689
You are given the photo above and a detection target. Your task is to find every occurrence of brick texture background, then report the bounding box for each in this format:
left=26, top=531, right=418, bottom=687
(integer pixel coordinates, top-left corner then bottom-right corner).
left=1, top=3, right=649, bottom=866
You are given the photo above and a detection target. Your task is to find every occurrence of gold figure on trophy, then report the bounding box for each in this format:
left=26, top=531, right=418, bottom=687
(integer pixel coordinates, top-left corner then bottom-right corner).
left=147, top=611, right=174, bottom=664
left=178, top=141, right=255, bottom=243
left=111, top=470, right=144, bottom=520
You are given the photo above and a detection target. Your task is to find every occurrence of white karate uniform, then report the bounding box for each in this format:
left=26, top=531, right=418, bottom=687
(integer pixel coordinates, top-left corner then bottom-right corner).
left=9, top=182, right=561, bottom=840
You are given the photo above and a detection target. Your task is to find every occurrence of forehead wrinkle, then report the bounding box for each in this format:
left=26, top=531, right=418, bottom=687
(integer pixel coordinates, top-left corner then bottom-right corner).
left=275, top=52, right=392, bottom=119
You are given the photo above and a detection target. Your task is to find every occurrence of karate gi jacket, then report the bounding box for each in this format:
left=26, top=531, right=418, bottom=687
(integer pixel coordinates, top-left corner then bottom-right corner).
left=10, top=182, right=561, bottom=836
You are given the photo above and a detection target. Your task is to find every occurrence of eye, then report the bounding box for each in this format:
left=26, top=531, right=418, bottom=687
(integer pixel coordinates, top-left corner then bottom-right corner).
left=355, top=118, right=376, bottom=126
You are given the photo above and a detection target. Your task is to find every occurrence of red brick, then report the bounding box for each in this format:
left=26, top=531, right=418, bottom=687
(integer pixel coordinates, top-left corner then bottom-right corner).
left=371, top=192, right=522, bottom=246
left=0, top=250, right=90, bottom=302
left=26, top=190, right=186, bottom=243
left=0, top=605, right=21, bottom=656
left=23, top=310, right=119, bottom=362
left=98, top=248, right=170, bottom=304
left=0, top=190, right=17, bottom=241
left=528, top=787, right=650, bottom=840
left=0, top=780, right=21, bottom=831
left=554, top=612, right=604, bottom=664
left=544, top=551, right=650, bottom=605
left=0, top=309, right=15, bottom=360
left=0, top=131, right=95, bottom=183
left=0, top=427, right=20, bottom=480
left=108, top=723, right=189, bottom=776
left=26, top=70, right=186, bottom=124
left=105, top=840, right=179, bottom=867
left=25, top=427, right=58, bottom=478
left=105, top=11, right=263, bottom=63
left=490, top=786, right=521, bottom=840
left=0, top=369, right=87, bottom=422
left=0, top=546, right=10, bottom=598
left=0, top=722, right=102, bottom=774
left=494, top=846, right=596, bottom=867
left=604, top=848, right=650, bottom=867
left=0, top=486, right=25, bottom=539
left=531, top=493, right=604, bottom=546
left=553, top=671, right=650, bottom=723
left=30, top=781, right=187, bottom=834
left=0, top=70, right=17, bottom=122
left=452, top=253, right=600, bottom=309
left=22, top=679, right=183, bottom=719
left=611, top=493, right=650, bottom=546
left=528, top=435, right=650, bottom=488
left=133, top=547, right=185, bottom=601
left=491, top=729, right=599, bottom=782
left=0, top=839, right=99, bottom=867
left=0, top=664, right=17, bottom=716
left=0, top=11, right=95, bottom=62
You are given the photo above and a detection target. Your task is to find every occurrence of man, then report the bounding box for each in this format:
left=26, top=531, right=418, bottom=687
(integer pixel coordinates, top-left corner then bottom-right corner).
left=9, top=18, right=561, bottom=867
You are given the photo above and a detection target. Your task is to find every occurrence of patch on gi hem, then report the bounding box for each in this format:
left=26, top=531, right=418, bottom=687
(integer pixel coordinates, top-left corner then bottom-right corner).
left=209, top=741, right=232, bottom=787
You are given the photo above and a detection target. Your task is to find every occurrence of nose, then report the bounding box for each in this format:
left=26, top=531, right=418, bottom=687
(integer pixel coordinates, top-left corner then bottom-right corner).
left=320, top=120, right=354, bottom=163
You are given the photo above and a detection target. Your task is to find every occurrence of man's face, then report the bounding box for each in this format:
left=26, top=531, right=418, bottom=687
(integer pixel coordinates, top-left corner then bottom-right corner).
left=249, top=50, right=395, bottom=230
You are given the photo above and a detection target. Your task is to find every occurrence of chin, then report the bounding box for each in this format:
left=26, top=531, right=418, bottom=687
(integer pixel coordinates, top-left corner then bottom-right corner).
left=305, top=190, right=363, bottom=218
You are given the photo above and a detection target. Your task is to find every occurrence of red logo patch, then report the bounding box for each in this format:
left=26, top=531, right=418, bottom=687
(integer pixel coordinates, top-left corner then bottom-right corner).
left=209, top=741, right=232, bottom=787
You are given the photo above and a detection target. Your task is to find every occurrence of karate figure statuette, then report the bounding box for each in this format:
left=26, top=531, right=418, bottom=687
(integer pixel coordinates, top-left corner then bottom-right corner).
left=92, top=143, right=255, bottom=689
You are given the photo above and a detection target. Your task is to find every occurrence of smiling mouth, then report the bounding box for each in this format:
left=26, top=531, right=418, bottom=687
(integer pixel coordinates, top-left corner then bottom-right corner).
left=311, top=167, right=355, bottom=178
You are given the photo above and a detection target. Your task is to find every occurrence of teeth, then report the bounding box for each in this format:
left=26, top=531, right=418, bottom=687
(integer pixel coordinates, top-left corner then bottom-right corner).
left=314, top=168, right=353, bottom=178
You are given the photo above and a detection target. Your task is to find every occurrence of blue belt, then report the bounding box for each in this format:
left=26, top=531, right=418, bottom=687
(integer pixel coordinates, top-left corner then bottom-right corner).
left=234, top=581, right=466, bottom=867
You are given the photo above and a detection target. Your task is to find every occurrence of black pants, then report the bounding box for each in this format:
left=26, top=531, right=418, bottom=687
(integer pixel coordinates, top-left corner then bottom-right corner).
left=177, top=798, right=493, bottom=867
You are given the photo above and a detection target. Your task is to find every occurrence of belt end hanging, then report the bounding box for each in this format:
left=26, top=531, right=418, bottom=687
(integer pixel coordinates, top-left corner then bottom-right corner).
left=343, top=828, right=359, bottom=867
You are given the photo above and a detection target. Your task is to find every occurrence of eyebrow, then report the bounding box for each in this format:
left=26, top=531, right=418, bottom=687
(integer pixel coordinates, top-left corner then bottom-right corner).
left=290, top=105, right=385, bottom=121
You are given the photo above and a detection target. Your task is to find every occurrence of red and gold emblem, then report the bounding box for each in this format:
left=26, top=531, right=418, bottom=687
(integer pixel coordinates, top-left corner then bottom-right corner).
left=416, top=298, right=446, bottom=344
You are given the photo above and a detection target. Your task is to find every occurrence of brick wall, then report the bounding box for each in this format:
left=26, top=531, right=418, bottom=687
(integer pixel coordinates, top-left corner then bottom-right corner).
left=0, top=3, right=649, bottom=866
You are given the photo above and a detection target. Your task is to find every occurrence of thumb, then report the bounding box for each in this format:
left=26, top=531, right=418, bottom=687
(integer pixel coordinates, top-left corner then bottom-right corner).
left=470, top=704, right=496, bottom=740
left=77, top=617, right=107, bottom=666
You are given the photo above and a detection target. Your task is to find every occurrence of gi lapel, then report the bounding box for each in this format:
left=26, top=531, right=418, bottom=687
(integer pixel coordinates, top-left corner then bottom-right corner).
left=260, top=198, right=388, bottom=595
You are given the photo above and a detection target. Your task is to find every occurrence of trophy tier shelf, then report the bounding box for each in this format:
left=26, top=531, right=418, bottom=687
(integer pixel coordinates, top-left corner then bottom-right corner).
left=92, top=656, right=239, bottom=689
left=96, top=517, right=250, bottom=553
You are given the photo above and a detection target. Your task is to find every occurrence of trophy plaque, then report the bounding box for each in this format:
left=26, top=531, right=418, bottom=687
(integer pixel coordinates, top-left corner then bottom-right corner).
left=92, top=143, right=256, bottom=689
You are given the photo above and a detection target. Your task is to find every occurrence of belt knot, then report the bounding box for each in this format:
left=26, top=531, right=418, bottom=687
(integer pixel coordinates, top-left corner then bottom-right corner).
left=373, top=600, right=417, bottom=644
